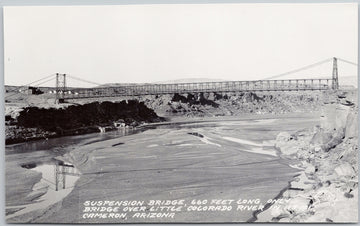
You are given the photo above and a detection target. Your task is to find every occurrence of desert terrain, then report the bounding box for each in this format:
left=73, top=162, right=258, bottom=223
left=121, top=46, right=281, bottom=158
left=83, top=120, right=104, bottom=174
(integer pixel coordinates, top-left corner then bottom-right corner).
left=4, top=87, right=358, bottom=223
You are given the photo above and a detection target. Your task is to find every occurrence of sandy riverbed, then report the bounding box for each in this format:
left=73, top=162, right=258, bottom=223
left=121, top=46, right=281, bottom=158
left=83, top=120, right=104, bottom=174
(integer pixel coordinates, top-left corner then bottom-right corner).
left=6, top=114, right=321, bottom=223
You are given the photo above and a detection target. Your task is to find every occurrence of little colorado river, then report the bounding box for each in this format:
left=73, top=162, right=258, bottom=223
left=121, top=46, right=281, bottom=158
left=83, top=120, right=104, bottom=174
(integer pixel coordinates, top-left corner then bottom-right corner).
left=5, top=113, right=320, bottom=223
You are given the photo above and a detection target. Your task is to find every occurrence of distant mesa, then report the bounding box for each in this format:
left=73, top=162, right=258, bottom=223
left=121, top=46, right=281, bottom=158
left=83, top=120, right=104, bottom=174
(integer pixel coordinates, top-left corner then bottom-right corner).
left=338, top=75, right=358, bottom=89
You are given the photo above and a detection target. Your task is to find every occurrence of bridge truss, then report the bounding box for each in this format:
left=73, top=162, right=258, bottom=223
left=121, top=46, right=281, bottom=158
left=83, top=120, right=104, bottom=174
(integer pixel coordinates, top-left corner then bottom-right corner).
left=56, top=57, right=342, bottom=102
left=65, top=78, right=333, bottom=100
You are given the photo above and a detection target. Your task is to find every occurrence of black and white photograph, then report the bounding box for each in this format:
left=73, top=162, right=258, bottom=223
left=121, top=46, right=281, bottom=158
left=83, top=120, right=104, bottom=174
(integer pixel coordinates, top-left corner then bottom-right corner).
left=3, top=2, right=359, bottom=223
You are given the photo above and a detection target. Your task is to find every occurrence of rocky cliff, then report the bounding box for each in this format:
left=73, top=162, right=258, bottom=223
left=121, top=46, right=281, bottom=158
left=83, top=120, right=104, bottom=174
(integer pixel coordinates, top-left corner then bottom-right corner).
left=139, top=91, right=326, bottom=117
left=255, top=90, right=358, bottom=223
left=6, top=100, right=164, bottom=145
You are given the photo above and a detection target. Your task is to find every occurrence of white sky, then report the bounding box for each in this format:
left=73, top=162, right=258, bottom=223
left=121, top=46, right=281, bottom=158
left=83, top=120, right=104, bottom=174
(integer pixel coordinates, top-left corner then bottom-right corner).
left=3, top=3, right=358, bottom=87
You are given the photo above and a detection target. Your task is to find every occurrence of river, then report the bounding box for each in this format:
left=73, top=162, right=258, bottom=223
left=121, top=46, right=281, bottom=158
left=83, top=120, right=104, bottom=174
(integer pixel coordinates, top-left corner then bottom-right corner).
left=5, top=113, right=320, bottom=223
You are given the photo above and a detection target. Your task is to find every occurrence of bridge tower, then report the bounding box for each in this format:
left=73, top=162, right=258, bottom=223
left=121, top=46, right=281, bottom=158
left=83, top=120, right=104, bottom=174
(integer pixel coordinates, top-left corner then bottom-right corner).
left=55, top=73, right=66, bottom=103
left=332, top=57, right=339, bottom=90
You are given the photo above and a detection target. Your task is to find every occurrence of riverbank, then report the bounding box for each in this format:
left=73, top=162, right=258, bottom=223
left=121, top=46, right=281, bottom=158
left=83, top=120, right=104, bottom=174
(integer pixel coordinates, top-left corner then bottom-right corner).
left=5, top=100, right=165, bottom=145
left=254, top=90, right=358, bottom=222
left=5, top=90, right=332, bottom=145
left=70, top=90, right=327, bottom=117
left=5, top=90, right=329, bottom=118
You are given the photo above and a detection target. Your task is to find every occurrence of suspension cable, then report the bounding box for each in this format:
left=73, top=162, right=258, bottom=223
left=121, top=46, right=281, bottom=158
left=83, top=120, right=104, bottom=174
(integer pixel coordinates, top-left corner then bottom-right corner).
left=337, top=58, right=358, bottom=66
left=5, top=73, right=56, bottom=96
left=262, top=58, right=333, bottom=80
left=33, top=77, right=56, bottom=87
left=67, top=75, right=101, bottom=86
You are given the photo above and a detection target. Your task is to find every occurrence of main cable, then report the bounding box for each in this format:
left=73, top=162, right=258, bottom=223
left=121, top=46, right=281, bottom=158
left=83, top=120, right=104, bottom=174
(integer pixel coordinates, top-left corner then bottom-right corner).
left=262, top=58, right=333, bottom=80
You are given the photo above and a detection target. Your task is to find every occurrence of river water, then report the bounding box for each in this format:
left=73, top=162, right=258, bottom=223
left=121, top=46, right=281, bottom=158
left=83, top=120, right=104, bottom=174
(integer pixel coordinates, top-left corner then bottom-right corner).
left=5, top=114, right=320, bottom=223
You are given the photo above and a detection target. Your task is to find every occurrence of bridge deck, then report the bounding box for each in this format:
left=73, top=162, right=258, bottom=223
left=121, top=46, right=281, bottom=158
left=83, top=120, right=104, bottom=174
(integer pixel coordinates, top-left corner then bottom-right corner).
left=62, top=78, right=333, bottom=100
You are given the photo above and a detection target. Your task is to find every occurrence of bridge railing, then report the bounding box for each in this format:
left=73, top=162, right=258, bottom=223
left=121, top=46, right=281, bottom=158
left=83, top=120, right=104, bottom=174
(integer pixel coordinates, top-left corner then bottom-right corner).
left=62, top=78, right=332, bottom=99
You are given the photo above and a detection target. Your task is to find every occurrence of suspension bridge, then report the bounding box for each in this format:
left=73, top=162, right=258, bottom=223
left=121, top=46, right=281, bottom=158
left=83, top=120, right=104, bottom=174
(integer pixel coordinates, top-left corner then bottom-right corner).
left=5, top=57, right=358, bottom=103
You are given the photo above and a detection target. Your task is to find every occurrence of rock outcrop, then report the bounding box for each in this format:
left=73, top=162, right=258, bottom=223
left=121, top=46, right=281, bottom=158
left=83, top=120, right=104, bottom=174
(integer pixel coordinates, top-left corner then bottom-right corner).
left=256, top=90, right=358, bottom=223
left=5, top=100, right=165, bottom=144
left=138, top=91, right=326, bottom=117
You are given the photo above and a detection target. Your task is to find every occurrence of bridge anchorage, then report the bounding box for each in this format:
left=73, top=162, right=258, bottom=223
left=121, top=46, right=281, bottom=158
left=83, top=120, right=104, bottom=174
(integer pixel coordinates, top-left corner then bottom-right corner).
left=53, top=57, right=352, bottom=103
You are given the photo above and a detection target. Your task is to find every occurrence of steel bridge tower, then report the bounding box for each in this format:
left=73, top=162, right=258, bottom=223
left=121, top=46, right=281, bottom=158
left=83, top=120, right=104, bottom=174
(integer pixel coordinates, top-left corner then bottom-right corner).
left=55, top=73, right=66, bottom=103
left=332, top=57, right=339, bottom=90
